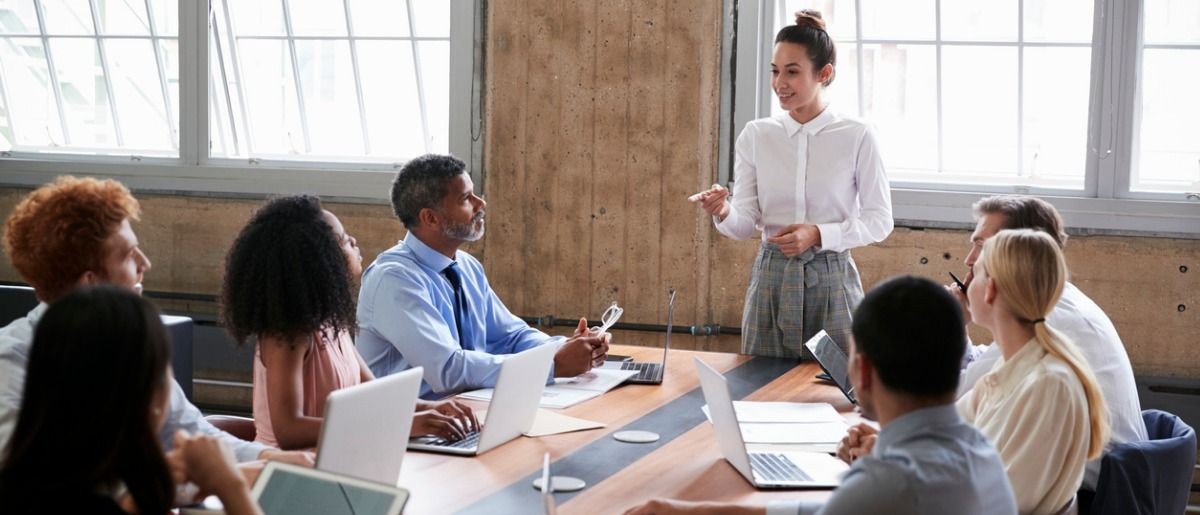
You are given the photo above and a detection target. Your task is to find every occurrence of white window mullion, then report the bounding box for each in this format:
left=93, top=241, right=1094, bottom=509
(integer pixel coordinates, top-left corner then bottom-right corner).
left=209, top=19, right=238, bottom=155
left=177, top=0, right=205, bottom=165
left=1017, top=0, right=1025, bottom=178
left=143, top=0, right=178, bottom=151
left=935, top=0, right=944, bottom=174
left=216, top=0, right=255, bottom=155
left=0, top=46, right=19, bottom=143
left=403, top=0, right=431, bottom=153
left=1113, top=0, right=1143, bottom=200
left=341, top=0, right=372, bottom=155
left=854, top=0, right=864, bottom=117
left=86, top=0, right=125, bottom=147
left=280, top=0, right=312, bottom=153
left=30, top=0, right=72, bottom=145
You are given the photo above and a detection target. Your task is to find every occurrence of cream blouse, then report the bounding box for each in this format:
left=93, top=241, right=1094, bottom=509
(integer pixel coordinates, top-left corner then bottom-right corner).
left=958, top=340, right=1095, bottom=515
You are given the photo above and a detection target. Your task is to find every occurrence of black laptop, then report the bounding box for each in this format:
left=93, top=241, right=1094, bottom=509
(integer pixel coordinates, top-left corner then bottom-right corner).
left=803, top=330, right=857, bottom=404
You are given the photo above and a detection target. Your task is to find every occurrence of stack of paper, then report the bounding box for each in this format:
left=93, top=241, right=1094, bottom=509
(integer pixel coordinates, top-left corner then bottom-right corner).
left=459, top=368, right=637, bottom=409
left=476, top=409, right=606, bottom=437
left=702, top=401, right=849, bottom=447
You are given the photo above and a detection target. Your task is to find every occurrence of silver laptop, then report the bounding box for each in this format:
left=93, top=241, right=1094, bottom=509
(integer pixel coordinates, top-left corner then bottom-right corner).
left=803, top=330, right=857, bottom=404
left=695, top=357, right=848, bottom=489
left=316, top=366, right=423, bottom=487
left=408, top=342, right=557, bottom=456
left=603, top=289, right=675, bottom=385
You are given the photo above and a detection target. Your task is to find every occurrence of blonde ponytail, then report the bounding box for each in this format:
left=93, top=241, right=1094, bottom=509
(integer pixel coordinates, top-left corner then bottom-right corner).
left=983, top=229, right=1110, bottom=459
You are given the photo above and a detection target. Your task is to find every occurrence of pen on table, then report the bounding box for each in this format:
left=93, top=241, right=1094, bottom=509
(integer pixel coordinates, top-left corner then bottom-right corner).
left=948, top=271, right=966, bottom=292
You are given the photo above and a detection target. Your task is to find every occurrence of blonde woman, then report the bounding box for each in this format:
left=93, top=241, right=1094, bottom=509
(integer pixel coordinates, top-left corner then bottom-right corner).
left=958, top=229, right=1109, bottom=514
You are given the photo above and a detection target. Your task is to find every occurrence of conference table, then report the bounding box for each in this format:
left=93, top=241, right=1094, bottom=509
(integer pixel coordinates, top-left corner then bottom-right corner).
left=396, top=343, right=858, bottom=514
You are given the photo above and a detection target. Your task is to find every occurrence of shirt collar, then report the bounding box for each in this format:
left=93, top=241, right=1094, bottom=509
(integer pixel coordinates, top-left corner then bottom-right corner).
left=403, top=232, right=456, bottom=272
left=27, top=302, right=48, bottom=327
left=875, top=404, right=963, bottom=453
left=985, top=339, right=1047, bottom=391
left=778, top=105, right=836, bottom=138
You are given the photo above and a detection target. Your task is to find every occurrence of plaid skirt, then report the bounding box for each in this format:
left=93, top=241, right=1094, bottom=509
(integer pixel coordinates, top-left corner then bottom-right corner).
left=741, top=243, right=864, bottom=359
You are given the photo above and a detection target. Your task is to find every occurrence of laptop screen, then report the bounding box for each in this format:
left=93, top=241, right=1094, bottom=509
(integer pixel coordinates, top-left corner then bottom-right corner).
left=804, top=331, right=855, bottom=403
left=255, top=463, right=408, bottom=515
left=659, top=288, right=676, bottom=365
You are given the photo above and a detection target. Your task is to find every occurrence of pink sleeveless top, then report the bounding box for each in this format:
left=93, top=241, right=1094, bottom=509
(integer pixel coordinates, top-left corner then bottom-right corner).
left=252, top=329, right=362, bottom=448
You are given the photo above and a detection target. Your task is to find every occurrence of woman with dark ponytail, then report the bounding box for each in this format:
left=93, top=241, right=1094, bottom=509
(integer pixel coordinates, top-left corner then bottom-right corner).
left=0, top=286, right=259, bottom=514
left=691, top=10, right=893, bottom=358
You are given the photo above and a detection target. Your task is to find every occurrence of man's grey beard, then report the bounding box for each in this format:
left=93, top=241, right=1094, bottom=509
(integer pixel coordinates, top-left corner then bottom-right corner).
left=443, top=212, right=486, bottom=241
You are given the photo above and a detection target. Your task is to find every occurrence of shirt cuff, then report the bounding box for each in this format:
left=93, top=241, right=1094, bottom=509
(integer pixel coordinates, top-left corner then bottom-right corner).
left=232, top=439, right=271, bottom=463
left=767, top=499, right=822, bottom=515
left=815, top=223, right=842, bottom=252
left=713, top=207, right=738, bottom=232
left=546, top=336, right=567, bottom=383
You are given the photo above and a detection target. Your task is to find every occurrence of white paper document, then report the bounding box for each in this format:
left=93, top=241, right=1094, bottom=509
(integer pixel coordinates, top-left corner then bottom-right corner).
left=701, top=401, right=843, bottom=424
left=477, top=409, right=605, bottom=437
left=459, top=368, right=637, bottom=409
left=739, top=421, right=849, bottom=444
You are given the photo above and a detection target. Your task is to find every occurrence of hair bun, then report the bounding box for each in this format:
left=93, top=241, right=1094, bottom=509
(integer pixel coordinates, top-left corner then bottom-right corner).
left=794, top=9, right=827, bottom=31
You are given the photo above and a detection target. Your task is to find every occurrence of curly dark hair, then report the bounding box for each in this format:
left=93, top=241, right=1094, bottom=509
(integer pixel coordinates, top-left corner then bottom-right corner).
left=220, top=195, right=356, bottom=346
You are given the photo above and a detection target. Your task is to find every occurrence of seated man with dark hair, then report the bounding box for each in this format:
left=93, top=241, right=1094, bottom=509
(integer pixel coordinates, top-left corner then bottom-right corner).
left=0, top=176, right=308, bottom=469
left=357, top=154, right=609, bottom=398
left=624, top=276, right=1017, bottom=515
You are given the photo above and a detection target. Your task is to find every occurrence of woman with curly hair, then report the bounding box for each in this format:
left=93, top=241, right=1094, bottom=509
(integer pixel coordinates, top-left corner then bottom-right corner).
left=221, top=195, right=477, bottom=451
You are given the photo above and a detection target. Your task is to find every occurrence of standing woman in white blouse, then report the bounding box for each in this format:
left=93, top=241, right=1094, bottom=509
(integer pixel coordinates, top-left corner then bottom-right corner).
left=691, top=10, right=893, bottom=357
left=958, top=229, right=1109, bottom=514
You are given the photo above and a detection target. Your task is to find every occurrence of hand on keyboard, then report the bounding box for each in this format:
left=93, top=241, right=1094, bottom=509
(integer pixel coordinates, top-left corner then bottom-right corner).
left=412, top=401, right=478, bottom=442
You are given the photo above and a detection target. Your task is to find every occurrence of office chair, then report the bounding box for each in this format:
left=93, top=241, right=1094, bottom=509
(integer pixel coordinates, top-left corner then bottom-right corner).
left=0, top=285, right=39, bottom=327
left=205, top=414, right=258, bottom=442
left=1081, top=409, right=1197, bottom=515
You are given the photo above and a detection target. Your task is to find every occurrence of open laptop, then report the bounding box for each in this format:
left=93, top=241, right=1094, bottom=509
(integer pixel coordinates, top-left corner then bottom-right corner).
left=408, top=342, right=557, bottom=455
left=695, top=357, right=848, bottom=489
left=803, top=330, right=857, bottom=404
left=316, top=366, right=423, bottom=487
left=603, top=288, right=676, bottom=385
left=253, top=461, right=409, bottom=515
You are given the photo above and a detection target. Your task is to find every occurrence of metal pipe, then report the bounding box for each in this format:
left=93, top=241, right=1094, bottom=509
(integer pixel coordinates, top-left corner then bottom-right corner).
left=516, top=315, right=740, bottom=337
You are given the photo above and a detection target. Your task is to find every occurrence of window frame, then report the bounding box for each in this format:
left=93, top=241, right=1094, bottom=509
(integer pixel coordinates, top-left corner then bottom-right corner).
left=721, top=0, right=1200, bottom=236
left=0, top=0, right=481, bottom=200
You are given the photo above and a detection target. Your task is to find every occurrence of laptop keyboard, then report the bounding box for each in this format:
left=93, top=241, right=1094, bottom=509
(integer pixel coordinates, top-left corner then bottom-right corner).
left=429, top=431, right=481, bottom=449
left=750, top=453, right=812, bottom=483
left=621, top=362, right=663, bottom=382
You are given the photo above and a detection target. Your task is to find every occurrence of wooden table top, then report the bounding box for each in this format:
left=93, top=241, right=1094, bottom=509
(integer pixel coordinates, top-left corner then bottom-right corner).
left=396, top=344, right=856, bottom=514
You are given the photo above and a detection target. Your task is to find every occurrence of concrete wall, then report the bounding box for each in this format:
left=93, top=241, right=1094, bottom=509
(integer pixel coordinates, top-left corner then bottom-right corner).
left=1, top=0, right=1197, bottom=379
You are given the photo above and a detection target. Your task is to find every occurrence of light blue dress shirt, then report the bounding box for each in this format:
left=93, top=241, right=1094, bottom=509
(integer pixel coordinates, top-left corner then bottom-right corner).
left=356, top=232, right=559, bottom=398
left=767, top=404, right=1017, bottom=515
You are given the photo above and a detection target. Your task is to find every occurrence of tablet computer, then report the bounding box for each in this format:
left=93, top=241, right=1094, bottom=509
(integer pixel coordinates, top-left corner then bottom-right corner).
left=252, top=461, right=409, bottom=515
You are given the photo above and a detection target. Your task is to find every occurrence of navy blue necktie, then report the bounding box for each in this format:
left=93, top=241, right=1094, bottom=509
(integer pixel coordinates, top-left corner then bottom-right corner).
left=442, top=262, right=474, bottom=350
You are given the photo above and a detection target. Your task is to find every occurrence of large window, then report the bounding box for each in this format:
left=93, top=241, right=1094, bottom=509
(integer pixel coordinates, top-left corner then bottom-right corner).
left=728, top=0, right=1200, bottom=234
left=208, top=0, right=452, bottom=161
left=0, top=0, right=477, bottom=197
left=0, top=0, right=179, bottom=154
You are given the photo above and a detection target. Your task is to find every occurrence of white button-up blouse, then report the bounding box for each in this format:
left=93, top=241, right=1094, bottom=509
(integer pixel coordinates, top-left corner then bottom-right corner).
left=715, top=108, right=893, bottom=253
